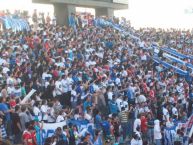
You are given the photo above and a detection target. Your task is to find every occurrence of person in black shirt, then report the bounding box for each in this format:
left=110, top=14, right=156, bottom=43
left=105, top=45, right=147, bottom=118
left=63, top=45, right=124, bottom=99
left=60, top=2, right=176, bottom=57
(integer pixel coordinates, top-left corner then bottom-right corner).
left=12, top=105, right=22, bottom=144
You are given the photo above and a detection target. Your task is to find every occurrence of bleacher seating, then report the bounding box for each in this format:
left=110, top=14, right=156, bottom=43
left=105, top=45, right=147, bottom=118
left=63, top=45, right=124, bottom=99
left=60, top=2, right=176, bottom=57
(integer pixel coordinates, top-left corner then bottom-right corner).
left=153, top=56, right=187, bottom=76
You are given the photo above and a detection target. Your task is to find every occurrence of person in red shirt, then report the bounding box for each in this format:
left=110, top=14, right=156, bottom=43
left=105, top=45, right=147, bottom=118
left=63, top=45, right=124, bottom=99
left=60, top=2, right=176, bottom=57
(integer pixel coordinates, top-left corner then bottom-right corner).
left=23, top=122, right=37, bottom=145
left=52, top=66, right=59, bottom=79
left=142, top=80, right=148, bottom=95
left=9, top=95, right=16, bottom=108
left=140, top=113, right=148, bottom=141
left=149, top=86, right=156, bottom=102
left=26, top=36, right=34, bottom=49
left=44, top=40, right=50, bottom=51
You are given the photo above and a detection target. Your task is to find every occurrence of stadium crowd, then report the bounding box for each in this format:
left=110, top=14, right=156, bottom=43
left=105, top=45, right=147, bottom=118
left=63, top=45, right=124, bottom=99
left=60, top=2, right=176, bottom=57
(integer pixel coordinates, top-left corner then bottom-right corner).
left=0, top=9, right=193, bottom=145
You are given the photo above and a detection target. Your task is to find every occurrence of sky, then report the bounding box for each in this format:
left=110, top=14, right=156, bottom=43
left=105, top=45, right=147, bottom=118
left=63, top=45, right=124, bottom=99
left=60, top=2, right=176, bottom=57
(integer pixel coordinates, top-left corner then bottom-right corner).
left=0, top=0, right=193, bottom=29
left=115, top=0, right=193, bottom=29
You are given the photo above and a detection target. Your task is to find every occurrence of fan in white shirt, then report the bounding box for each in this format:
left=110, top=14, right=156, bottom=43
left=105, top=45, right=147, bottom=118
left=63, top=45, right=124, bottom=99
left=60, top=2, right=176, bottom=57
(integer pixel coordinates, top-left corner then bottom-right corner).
left=41, top=100, right=48, bottom=122
left=121, top=69, right=128, bottom=78
left=7, top=85, right=16, bottom=95
left=33, top=102, right=42, bottom=121
left=163, top=106, right=170, bottom=121
left=116, top=96, right=124, bottom=112
left=141, top=54, right=147, bottom=61
left=66, top=75, right=73, bottom=91
left=47, top=105, right=55, bottom=123
left=6, top=76, right=14, bottom=85
left=123, top=97, right=128, bottom=111
left=56, top=110, right=66, bottom=123
left=55, top=61, right=65, bottom=68
left=42, top=72, right=52, bottom=81
left=56, top=115, right=65, bottom=123
left=14, top=86, right=22, bottom=97
left=0, top=58, right=6, bottom=65
left=138, top=107, right=145, bottom=114
left=93, top=83, right=99, bottom=92
left=176, top=83, right=184, bottom=94
left=172, top=104, right=178, bottom=117
left=84, top=111, right=92, bottom=121
left=154, top=120, right=162, bottom=140
left=115, top=77, right=121, bottom=87
left=71, top=88, right=78, bottom=103
left=139, top=41, right=145, bottom=48
left=3, top=66, right=10, bottom=74
left=107, top=91, right=113, bottom=100
left=55, top=79, right=63, bottom=96
left=133, top=118, right=141, bottom=132
left=131, top=137, right=143, bottom=145
left=61, top=76, right=68, bottom=93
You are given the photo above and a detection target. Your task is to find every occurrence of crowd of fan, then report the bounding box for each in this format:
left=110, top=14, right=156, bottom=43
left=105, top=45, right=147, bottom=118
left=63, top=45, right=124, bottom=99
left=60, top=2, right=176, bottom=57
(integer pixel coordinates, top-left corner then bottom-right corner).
left=0, top=9, right=193, bottom=145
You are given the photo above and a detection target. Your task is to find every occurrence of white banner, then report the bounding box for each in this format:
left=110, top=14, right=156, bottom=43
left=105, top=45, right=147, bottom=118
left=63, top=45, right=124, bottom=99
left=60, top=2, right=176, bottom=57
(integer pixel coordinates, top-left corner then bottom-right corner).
left=42, top=121, right=67, bottom=138
left=40, top=121, right=94, bottom=144
left=189, top=125, right=193, bottom=138
left=21, top=89, right=36, bottom=104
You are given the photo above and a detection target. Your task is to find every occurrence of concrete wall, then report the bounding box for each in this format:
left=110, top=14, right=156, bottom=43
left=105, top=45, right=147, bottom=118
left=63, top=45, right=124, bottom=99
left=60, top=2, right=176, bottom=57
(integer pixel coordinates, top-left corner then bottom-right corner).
left=95, top=7, right=114, bottom=18
left=54, top=3, right=76, bottom=26
left=35, top=0, right=128, bottom=9
left=33, top=0, right=128, bottom=25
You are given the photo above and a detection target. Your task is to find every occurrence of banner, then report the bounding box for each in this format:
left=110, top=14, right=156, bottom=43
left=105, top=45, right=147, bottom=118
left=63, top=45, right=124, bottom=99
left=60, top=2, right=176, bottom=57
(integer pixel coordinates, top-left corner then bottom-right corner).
left=21, top=89, right=36, bottom=104
left=41, top=120, right=94, bottom=143
left=42, top=121, right=67, bottom=138
left=189, top=125, right=193, bottom=138
left=187, top=114, right=193, bottom=128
